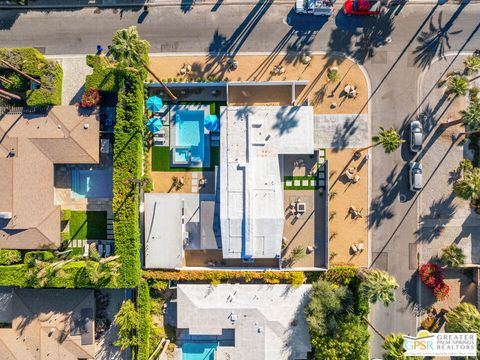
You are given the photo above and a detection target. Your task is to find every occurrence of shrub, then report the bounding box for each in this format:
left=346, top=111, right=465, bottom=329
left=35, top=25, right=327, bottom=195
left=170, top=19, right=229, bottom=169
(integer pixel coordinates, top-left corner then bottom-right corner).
left=0, top=250, right=22, bottom=265
left=440, top=243, right=465, bottom=268
left=142, top=270, right=305, bottom=286
left=137, top=281, right=152, bottom=360
left=23, top=251, right=55, bottom=266
left=112, top=71, right=143, bottom=287
left=0, top=265, right=27, bottom=286
left=447, top=75, right=469, bottom=97
left=419, top=263, right=444, bottom=289
left=80, top=88, right=101, bottom=108
left=114, top=300, right=138, bottom=350
left=322, top=266, right=359, bottom=286
left=433, top=282, right=450, bottom=301
left=464, top=54, right=480, bottom=75
left=3, top=72, right=28, bottom=92
left=85, top=54, right=125, bottom=92
left=0, top=48, right=63, bottom=106
left=327, top=67, right=340, bottom=83
left=61, top=209, right=71, bottom=221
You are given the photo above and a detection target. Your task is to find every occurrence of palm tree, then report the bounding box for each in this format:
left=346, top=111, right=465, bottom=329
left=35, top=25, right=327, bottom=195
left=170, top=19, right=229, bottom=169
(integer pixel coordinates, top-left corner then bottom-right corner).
left=453, top=167, right=480, bottom=203
left=109, top=26, right=177, bottom=102
left=355, top=127, right=404, bottom=156
left=464, top=54, right=480, bottom=75
left=459, top=159, right=473, bottom=174
left=0, top=58, right=41, bottom=85
left=445, top=303, right=480, bottom=333
left=442, top=96, right=480, bottom=130
left=440, top=243, right=465, bottom=268
left=358, top=269, right=399, bottom=306
left=114, top=299, right=139, bottom=351
left=382, top=333, right=422, bottom=360
left=447, top=75, right=469, bottom=97
left=461, top=101, right=480, bottom=133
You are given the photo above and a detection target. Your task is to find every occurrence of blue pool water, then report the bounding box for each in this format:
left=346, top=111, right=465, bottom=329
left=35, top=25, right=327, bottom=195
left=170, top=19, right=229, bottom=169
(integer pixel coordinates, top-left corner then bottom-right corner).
left=71, top=169, right=113, bottom=199
left=174, top=148, right=190, bottom=163
left=182, top=342, right=217, bottom=360
left=175, top=110, right=206, bottom=163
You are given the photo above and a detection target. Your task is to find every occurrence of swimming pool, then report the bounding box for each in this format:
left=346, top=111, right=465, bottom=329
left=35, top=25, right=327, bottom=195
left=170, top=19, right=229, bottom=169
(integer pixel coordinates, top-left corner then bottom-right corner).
left=182, top=342, right=217, bottom=360
left=71, top=169, right=113, bottom=199
left=175, top=110, right=206, bottom=164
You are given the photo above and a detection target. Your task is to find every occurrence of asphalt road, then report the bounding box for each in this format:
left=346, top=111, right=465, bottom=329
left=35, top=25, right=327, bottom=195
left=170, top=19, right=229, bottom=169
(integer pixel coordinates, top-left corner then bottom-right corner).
left=1, top=2, right=479, bottom=357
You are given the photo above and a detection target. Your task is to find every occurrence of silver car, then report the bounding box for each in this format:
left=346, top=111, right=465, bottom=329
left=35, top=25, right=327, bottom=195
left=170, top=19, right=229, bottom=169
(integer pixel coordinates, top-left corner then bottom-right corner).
left=409, top=162, right=423, bottom=192
left=410, top=120, right=423, bottom=152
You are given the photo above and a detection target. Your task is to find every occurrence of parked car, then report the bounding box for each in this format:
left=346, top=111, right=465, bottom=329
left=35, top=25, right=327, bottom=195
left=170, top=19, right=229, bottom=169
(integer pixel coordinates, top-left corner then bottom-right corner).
left=295, top=0, right=336, bottom=16
left=409, top=162, right=423, bottom=192
left=343, top=0, right=381, bottom=16
left=410, top=120, right=424, bottom=152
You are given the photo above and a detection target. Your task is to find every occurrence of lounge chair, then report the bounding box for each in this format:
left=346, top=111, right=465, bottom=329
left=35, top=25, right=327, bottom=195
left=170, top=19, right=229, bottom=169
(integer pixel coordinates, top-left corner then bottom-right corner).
left=98, top=243, right=104, bottom=257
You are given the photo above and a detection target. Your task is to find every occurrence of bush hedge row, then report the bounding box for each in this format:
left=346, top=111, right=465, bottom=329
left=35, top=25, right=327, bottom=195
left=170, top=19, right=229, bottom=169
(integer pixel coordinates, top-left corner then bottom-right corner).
left=112, top=70, right=143, bottom=288
left=0, top=250, right=22, bottom=265
left=85, top=54, right=125, bottom=92
left=0, top=48, right=63, bottom=106
left=137, top=281, right=152, bottom=360
left=142, top=270, right=306, bottom=286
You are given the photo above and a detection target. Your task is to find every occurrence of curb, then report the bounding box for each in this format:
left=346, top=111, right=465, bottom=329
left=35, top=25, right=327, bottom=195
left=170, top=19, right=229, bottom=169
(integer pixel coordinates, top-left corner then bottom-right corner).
left=0, top=0, right=478, bottom=9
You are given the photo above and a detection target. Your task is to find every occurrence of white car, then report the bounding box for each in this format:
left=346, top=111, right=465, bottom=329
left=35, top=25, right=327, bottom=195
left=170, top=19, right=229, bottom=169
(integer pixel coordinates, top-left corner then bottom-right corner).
left=410, top=120, right=423, bottom=152
left=295, top=0, right=335, bottom=16
left=409, top=162, right=423, bottom=192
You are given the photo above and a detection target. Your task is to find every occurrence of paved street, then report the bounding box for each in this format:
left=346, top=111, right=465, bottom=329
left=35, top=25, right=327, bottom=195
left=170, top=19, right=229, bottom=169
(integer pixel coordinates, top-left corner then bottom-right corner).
left=2, top=2, right=479, bottom=357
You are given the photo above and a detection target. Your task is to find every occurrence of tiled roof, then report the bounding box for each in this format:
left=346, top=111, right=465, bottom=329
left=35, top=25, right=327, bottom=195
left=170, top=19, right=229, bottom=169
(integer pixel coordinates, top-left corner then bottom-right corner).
left=0, top=106, right=99, bottom=249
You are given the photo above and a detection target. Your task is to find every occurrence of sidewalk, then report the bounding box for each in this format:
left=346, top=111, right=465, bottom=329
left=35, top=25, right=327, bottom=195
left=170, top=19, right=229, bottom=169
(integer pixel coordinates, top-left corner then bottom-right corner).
left=0, top=0, right=476, bottom=9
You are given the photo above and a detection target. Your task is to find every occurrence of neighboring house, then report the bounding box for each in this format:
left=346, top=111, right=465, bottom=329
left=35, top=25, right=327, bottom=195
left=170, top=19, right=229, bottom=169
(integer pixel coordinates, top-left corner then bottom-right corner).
left=0, top=288, right=96, bottom=360
left=176, top=284, right=312, bottom=360
left=0, top=106, right=99, bottom=249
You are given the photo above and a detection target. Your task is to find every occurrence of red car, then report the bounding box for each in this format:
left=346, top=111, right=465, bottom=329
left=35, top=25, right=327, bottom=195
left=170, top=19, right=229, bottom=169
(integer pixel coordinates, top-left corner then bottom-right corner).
left=343, top=0, right=381, bottom=16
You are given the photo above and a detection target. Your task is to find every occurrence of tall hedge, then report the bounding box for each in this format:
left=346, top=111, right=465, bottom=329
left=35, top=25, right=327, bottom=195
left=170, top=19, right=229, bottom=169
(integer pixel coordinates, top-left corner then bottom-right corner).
left=137, top=281, right=151, bottom=360
left=112, top=70, right=143, bottom=288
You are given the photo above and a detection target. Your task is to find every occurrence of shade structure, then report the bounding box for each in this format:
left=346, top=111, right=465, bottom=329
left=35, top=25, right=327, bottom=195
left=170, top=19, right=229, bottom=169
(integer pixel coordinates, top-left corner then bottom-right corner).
left=146, top=96, right=163, bottom=113
left=147, top=117, right=163, bottom=133
left=204, top=114, right=219, bottom=132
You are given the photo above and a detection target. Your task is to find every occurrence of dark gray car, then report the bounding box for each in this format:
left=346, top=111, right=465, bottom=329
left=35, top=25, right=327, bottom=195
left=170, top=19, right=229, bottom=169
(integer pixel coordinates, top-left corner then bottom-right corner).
left=410, top=120, right=423, bottom=152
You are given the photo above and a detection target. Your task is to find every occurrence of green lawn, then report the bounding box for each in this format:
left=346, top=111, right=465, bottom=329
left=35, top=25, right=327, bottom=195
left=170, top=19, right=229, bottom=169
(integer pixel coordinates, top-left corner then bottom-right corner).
left=284, top=176, right=320, bottom=190
left=151, top=146, right=220, bottom=172
left=69, top=211, right=107, bottom=240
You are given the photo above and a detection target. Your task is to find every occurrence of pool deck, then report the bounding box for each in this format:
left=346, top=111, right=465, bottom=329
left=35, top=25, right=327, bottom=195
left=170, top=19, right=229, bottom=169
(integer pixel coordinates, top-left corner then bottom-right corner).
left=54, top=160, right=113, bottom=218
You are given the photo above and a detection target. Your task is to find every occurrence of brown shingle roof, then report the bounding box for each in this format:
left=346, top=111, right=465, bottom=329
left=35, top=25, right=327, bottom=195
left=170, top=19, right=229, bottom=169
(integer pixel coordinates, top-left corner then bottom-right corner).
left=0, top=106, right=99, bottom=249
left=0, top=289, right=96, bottom=360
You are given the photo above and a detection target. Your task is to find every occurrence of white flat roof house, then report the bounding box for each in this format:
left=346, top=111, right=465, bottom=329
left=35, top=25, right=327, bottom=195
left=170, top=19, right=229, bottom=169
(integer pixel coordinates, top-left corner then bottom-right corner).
left=176, top=284, right=312, bottom=360
left=219, top=106, right=314, bottom=259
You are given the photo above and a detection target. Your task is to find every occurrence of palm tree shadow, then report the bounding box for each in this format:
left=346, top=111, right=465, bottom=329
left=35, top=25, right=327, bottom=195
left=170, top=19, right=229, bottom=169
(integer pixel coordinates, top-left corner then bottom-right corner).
left=180, top=0, right=194, bottom=13
left=413, top=6, right=466, bottom=70
left=369, top=166, right=400, bottom=229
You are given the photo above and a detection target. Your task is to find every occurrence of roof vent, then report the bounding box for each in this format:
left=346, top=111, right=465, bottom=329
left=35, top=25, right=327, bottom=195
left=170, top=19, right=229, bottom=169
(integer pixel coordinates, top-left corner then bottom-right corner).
left=83, top=123, right=89, bottom=129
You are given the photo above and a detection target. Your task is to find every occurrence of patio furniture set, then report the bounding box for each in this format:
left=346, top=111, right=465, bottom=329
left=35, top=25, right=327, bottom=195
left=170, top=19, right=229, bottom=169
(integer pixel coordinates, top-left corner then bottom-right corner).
left=288, top=198, right=307, bottom=219
left=345, top=167, right=360, bottom=183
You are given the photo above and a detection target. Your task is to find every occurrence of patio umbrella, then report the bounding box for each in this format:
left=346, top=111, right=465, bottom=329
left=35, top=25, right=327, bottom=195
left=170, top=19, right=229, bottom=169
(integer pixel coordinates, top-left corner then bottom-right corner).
left=146, top=96, right=163, bottom=113
left=147, top=117, right=163, bottom=133
left=204, top=114, right=219, bottom=132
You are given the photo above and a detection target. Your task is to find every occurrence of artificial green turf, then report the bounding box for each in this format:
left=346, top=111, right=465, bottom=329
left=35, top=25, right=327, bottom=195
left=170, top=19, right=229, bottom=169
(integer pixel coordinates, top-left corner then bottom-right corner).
left=284, top=176, right=320, bottom=190
left=69, top=211, right=107, bottom=240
